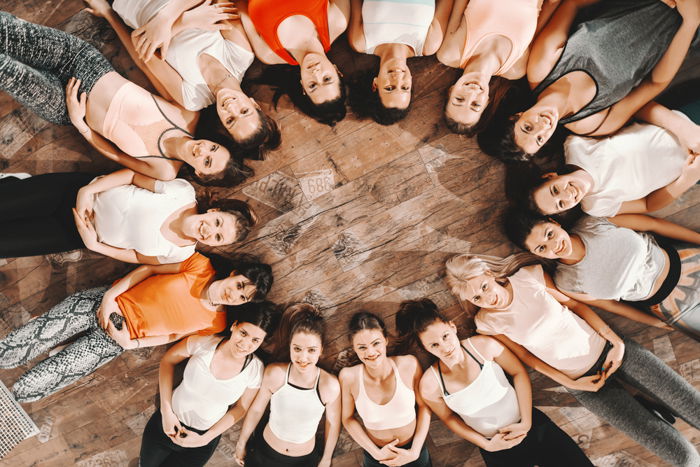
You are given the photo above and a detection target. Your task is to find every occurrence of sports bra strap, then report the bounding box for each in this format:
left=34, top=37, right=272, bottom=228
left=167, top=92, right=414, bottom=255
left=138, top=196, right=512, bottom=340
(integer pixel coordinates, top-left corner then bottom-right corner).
left=465, top=338, right=486, bottom=366
left=284, top=363, right=291, bottom=385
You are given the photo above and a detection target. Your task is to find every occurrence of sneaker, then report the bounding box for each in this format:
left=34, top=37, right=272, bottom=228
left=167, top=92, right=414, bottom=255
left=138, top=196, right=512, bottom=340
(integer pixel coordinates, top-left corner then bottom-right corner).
left=0, top=173, right=31, bottom=180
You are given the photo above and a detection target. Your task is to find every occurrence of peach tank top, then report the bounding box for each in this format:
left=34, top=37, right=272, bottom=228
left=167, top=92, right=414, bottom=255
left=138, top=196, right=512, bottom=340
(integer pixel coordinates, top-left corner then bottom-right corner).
left=355, top=359, right=416, bottom=431
left=460, top=0, right=539, bottom=74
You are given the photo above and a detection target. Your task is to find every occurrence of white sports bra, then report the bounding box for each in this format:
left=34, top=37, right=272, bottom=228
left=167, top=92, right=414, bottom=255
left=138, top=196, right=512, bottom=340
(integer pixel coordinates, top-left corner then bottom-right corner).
left=431, top=339, right=521, bottom=438
left=355, top=358, right=416, bottom=431
left=268, top=364, right=326, bottom=444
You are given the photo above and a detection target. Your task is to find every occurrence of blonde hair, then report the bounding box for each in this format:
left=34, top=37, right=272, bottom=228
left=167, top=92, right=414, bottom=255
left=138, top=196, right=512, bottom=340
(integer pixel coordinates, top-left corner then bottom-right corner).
left=445, top=252, right=542, bottom=302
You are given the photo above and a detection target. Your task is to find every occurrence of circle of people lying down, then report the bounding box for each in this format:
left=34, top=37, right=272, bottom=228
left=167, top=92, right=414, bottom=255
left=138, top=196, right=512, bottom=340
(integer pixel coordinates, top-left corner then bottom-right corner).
left=1, top=0, right=700, bottom=466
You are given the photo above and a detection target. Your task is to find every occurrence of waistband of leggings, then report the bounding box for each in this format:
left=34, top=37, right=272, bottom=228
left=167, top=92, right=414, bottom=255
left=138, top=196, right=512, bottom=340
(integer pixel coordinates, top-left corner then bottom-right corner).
left=580, top=340, right=613, bottom=378
left=636, top=240, right=681, bottom=307
left=256, top=434, right=319, bottom=464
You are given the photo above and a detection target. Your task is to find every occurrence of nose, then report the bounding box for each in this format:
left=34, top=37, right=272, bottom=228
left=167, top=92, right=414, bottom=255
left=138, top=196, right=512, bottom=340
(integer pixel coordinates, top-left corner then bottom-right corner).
left=312, top=69, right=323, bottom=81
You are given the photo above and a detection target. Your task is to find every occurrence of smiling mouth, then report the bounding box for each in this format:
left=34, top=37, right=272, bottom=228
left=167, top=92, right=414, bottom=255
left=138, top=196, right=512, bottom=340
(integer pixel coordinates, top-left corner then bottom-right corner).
left=466, top=81, right=483, bottom=92
left=198, top=221, right=208, bottom=240
left=555, top=241, right=566, bottom=255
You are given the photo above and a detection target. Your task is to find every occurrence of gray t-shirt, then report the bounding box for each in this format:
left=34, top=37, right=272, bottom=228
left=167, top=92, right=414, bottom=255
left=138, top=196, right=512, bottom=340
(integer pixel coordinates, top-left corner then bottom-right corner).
left=554, top=216, right=666, bottom=301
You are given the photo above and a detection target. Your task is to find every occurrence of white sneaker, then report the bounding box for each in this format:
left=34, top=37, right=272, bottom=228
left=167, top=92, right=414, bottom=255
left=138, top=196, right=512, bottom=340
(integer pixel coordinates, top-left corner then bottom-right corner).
left=0, top=173, right=31, bottom=180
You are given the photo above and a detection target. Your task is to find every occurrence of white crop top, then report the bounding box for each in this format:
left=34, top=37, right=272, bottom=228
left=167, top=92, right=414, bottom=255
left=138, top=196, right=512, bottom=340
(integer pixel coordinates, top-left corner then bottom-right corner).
left=92, top=178, right=196, bottom=263
left=565, top=111, right=690, bottom=217
left=171, top=335, right=264, bottom=431
left=431, top=339, right=520, bottom=438
left=476, top=265, right=606, bottom=379
left=362, top=0, right=435, bottom=56
left=113, top=0, right=255, bottom=110
left=355, top=358, right=416, bottom=431
left=268, top=364, right=326, bottom=444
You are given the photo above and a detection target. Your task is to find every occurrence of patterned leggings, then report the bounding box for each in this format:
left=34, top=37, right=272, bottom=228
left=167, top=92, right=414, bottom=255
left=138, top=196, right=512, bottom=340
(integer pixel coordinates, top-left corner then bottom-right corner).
left=0, top=286, right=124, bottom=403
left=0, top=11, right=113, bottom=125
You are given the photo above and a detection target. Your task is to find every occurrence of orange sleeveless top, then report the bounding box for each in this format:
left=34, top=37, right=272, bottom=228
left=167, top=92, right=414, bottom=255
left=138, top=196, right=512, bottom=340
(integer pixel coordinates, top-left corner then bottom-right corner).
left=248, top=0, right=331, bottom=65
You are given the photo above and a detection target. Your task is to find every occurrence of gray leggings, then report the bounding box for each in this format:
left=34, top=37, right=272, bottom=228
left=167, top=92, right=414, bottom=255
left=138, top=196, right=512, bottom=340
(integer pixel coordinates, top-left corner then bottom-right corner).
left=0, top=11, right=113, bottom=125
left=568, top=336, right=700, bottom=467
left=0, top=286, right=124, bottom=403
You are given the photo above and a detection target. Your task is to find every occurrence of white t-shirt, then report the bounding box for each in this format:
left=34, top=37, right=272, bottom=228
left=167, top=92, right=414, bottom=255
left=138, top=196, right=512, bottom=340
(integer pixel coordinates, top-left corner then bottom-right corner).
left=92, top=178, right=196, bottom=263
left=475, top=265, right=606, bottom=379
left=113, top=0, right=255, bottom=110
left=565, top=112, right=689, bottom=217
left=362, top=0, right=435, bottom=56
left=172, top=335, right=264, bottom=431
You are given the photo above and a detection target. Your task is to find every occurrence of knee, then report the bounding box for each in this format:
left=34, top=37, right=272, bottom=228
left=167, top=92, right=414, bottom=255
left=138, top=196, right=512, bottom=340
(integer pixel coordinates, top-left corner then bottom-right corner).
left=11, top=378, right=42, bottom=403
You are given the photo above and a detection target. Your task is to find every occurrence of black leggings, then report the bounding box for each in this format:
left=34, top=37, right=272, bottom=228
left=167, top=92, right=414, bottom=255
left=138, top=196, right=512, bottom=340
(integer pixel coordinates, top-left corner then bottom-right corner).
left=246, top=433, right=321, bottom=467
left=0, top=172, right=94, bottom=258
left=479, top=408, right=593, bottom=467
left=139, top=410, right=221, bottom=467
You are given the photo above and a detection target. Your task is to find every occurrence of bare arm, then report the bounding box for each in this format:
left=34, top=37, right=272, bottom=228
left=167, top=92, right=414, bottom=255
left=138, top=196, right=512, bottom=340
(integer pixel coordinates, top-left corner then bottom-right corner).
left=236, top=0, right=284, bottom=64
left=526, top=0, right=581, bottom=86
left=636, top=101, right=700, bottom=155
left=608, top=213, right=700, bottom=244
left=319, top=377, right=342, bottom=466
left=405, top=357, right=431, bottom=461
left=423, top=0, right=454, bottom=56
left=584, top=2, right=700, bottom=136
left=436, top=0, right=469, bottom=67
left=339, top=368, right=386, bottom=460
left=234, top=365, right=282, bottom=465
left=348, top=0, right=366, bottom=52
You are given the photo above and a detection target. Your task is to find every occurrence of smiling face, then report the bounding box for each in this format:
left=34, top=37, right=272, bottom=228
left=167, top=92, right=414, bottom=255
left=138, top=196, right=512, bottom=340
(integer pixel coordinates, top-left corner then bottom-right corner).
left=418, top=320, right=462, bottom=367
left=184, top=139, right=231, bottom=176
left=227, top=321, right=267, bottom=357
left=513, top=105, right=559, bottom=154
left=532, top=171, right=590, bottom=215
left=524, top=221, right=572, bottom=259
left=352, top=328, right=388, bottom=370
left=207, top=273, right=257, bottom=306
left=374, top=59, right=412, bottom=110
left=290, top=331, right=323, bottom=373
left=216, top=88, right=262, bottom=143
left=445, top=74, right=489, bottom=127
left=183, top=209, right=240, bottom=246
left=300, top=53, right=342, bottom=104
left=461, top=273, right=512, bottom=310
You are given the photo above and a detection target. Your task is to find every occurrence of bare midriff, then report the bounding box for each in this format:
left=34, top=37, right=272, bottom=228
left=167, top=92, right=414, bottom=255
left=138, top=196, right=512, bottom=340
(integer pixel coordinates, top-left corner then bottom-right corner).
left=367, top=419, right=417, bottom=448
left=262, top=423, right=317, bottom=457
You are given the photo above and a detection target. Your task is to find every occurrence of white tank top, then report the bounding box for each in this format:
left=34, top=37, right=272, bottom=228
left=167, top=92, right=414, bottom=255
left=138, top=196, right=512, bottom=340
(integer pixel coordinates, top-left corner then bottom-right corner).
left=431, top=339, right=521, bottom=438
left=362, top=0, right=435, bottom=56
left=92, top=178, right=196, bottom=263
left=355, top=358, right=416, bottom=430
left=113, top=0, right=255, bottom=110
left=268, top=364, right=326, bottom=444
left=172, top=335, right=264, bottom=431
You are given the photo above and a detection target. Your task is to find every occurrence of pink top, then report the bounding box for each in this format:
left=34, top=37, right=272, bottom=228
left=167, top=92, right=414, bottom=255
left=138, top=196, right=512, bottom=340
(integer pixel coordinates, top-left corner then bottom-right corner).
left=475, top=265, right=606, bottom=379
left=102, top=81, right=192, bottom=158
left=459, top=0, right=539, bottom=74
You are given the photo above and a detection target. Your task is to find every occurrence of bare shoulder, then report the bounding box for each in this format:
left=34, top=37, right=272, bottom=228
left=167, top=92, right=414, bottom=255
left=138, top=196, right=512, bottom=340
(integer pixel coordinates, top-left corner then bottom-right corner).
left=418, top=364, right=440, bottom=398
left=338, top=363, right=360, bottom=387
left=319, top=368, right=341, bottom=401
left=463, top=335, right=502, bottom=360
left=263, top=362, right=287, bottom=390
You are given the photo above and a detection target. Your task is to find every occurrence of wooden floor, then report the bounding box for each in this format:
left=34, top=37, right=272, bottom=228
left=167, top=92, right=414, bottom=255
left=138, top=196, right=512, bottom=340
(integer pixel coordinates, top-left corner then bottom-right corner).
left=1, top=2, right=699, bottom=466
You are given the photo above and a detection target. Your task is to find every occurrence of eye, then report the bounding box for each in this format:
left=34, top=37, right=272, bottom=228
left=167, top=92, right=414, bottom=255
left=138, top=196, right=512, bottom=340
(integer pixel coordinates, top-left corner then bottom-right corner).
left=471, top=103, right=481, bottom=111
left=552, top=186, right=559, bottom=195
left=215, top=218, right=221, bottom=227
left=455, top=96, right=465, bottom=103
left=481, top=283, right=487, bottom=291
left=401, top=85, right=410, bottom=91
left=358, top=346, right=366, bottom=351
left=205, top=157, right=212, bottom=168
left=252, top=338, right=261, bottom=344
left=210, top=144, right=216, bottom=152
left=473, top=295, right=481, bottom=302
left=537, top=135, right=544, bottom=145
left=226, top=117, right=234, bottom=126
left=385, top=85, right=394, bottom=91
left=546, top=229, right=553, bottom=239
left=241, top=108, right=249, bottom=115
left=308, top=82, right=317, bottom=90
left=536, top=245, right=545, bottom=253
left=323, top=75, right=332, bottom=83
left=240, top=330, right=248, bottom=337
left=309, top=348, right=317, bottom=353
left=430, top=343, right=438, bottom=349
left=215, top=233, right=222, bottom=243
left=523, top=124, right=532, bottom=132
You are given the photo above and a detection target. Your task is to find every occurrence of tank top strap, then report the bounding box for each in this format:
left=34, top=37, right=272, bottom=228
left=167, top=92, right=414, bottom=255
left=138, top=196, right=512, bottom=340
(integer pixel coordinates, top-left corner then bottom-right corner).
left=284, top=363, right=292, bottom=385
left=314, top=367, right=325, bottom=405
left=465, top=339, right=486, bottom=367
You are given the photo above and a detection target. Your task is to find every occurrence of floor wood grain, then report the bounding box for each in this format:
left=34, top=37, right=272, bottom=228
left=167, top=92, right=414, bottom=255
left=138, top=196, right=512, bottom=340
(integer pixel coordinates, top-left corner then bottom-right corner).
left=1, top=2, right=699, bottom=466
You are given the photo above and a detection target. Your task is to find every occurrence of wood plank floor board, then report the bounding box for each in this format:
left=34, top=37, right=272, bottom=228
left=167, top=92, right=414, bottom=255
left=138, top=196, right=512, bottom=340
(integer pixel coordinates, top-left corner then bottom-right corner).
left=1, top=3, right=699, bottom=466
